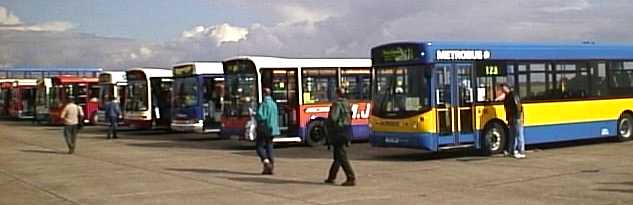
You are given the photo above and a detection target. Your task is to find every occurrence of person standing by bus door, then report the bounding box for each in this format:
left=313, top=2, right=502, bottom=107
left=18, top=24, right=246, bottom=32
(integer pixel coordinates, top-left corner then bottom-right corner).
left=324, top=88, right=356, bottom=186
left=496, top=83, right=526, bottom=159
left=105, top=96, right=122, bottom=139
left=60, top=99, right=84, bottom=154
left=255, top=88, right=280, bottom=175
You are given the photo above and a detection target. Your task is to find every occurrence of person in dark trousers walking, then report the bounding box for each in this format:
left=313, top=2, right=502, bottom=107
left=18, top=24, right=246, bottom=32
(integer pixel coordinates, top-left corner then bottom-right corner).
left=60, top=99, right=84, bottom=154
left=324, top=88, right=356, bottom=186
left=104, top=96, right=122, bottom=139
left=495, top=83, right=526, bottom=159
left=255, top=88, right=280, bottom=175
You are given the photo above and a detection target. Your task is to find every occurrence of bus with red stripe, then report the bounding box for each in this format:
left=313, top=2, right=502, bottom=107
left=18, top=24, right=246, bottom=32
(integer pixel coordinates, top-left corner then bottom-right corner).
left=6, top=79, right=37, bottom=119
left=48, top=75, right=100, bottom=125
left=221, top=56, right=372, bottom=146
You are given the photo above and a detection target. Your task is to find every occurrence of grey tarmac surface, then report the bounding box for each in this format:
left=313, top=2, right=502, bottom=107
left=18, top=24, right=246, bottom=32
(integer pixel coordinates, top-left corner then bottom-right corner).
left=0, top=120, right=632, bottom=205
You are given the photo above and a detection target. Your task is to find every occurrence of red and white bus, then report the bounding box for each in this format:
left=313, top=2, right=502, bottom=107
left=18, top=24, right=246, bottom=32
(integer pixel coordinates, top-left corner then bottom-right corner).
left=6, top=79, right=38, bottom=119
left=123, top=68, right=172, bottom=129
left=95, top=71, right=127, bottom=125
left=34, top=78, right=52, bottom=123
left=221, top=56, right=372, bottom=146
left=48, top=75, right=100, bottom=125
left=0, top=79, right=16, bottom=117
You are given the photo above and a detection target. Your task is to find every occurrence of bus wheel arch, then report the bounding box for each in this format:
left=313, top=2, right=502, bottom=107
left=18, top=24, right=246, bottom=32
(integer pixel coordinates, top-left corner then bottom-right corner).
left=480, top=119, right=508, bottom=156
left=617, top=111, right=633, bottom=141
left=306, top=119, right=328, bottom=147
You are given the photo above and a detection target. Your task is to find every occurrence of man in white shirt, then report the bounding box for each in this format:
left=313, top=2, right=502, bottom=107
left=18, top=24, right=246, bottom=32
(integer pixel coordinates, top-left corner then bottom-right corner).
left=60, top=99, right=84, bottom=154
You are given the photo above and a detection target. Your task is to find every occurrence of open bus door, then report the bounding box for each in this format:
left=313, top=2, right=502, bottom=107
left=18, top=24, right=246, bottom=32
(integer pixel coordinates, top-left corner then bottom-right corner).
left=202, top=76, right=223, bottom=132
left=434, top=63, right=476, bottom=150
left=260, top=69, right=300, bottom=137
left=151, top=77, right=172, bottom=128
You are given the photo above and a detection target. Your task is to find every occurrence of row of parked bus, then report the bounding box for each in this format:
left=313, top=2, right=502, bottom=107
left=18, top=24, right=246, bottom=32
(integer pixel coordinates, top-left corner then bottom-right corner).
left=0, top=57, right=373, bottom=147
left=3, top=41, right=633, bottom=154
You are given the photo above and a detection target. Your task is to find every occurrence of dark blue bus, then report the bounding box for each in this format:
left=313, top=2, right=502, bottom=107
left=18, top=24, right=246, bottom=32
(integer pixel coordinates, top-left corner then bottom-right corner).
left=171, top=62, right=224, bottom=133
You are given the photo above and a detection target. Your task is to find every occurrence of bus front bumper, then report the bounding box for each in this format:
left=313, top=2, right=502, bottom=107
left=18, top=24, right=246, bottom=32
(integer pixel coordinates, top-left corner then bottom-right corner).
left=171, top=120, right=203, bottom=133
left=370, top=131, right=438, bottom=151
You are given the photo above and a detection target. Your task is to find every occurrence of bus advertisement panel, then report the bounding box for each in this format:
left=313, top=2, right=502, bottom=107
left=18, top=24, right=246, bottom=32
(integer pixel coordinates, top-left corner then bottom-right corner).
left=95, top=71, right=127, bottom=126
left=124, top=68, right=172, bottom=129
left=221, top=56, right=372, bottom=146
left=170, top=62, right=224, bottom=133
left=369, top=42, right=633, bottom=155
left=48, top=75, right=100, bottom=125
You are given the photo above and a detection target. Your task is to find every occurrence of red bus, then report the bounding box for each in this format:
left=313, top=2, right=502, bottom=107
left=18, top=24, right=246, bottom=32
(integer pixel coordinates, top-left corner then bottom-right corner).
left=48, top=75, right=100, bottom=125
left=0, top=80, right=14, bottom=117
left=7, top=79, right=37, bottom=119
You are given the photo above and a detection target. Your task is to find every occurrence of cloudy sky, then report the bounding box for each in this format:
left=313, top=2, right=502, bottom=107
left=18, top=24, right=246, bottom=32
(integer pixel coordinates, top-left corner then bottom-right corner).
left=1, top=0, right=632, bottom=68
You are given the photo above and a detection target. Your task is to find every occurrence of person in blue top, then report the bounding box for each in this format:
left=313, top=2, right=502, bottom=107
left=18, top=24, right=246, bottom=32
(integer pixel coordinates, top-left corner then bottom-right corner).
left=104, top=96, right=122, bottom=139
left=255, top=88, right=280, bottom=175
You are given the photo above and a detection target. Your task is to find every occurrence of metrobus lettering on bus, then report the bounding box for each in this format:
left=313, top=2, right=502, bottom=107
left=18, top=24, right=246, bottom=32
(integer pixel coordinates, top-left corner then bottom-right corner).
left=369, top=41, right=633, bottom=155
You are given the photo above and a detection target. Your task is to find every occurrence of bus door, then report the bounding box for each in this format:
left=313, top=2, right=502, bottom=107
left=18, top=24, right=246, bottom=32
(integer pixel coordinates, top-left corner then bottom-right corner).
left=260, top=69, right=299, bottom=137
left=151, top=78, right=173, bottom=127
left=435, top=64, right=475, bottom=148
left=202, top=76, right=224, bottom=132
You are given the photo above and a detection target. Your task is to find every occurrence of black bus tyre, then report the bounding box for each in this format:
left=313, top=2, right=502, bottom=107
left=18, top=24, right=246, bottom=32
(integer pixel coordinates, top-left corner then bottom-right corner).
left=480, top=122, right=507, bottom=156
left=617, top=113, right=633, bottom=141
left=306, top=120, right=328, bottom=147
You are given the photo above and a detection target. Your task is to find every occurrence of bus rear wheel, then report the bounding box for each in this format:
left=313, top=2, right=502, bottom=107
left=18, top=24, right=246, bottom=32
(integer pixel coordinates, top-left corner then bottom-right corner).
left=480, top=122, right=507, bottom=156
left=617, top=113, right=633, bottom=141
left=306, top=120, right=327, bottom=147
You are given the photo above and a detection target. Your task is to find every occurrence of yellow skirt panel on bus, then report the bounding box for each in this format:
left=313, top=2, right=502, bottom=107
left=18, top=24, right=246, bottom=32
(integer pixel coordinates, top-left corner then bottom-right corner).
left=475, top=98, right=633, bottom=130
left=369, top=110, right=437, bottom=133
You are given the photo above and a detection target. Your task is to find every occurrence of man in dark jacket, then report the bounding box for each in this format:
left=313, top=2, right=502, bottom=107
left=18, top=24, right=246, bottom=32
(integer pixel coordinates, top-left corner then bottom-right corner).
left=324, top=88, right=356, bottom=186
left=104, top=96, right=122, bottom=139
left=496, top=83, right=526, bottom=159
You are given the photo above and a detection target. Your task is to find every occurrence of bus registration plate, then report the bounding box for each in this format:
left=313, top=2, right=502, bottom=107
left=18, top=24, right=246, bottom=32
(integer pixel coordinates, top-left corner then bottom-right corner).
left=385, top=137, right=400, bottom=143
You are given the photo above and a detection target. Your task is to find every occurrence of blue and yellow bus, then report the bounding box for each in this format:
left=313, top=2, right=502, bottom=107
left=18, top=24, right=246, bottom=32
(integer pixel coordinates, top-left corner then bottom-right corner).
left=170, top=62, right=224, bottom=133
left=369, top=42, right=633, bottom=155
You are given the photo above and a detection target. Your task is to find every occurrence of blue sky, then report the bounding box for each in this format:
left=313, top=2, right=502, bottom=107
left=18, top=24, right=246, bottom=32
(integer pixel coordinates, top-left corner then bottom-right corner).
left=1, top=0, right=633, bottom=68
left=0, top=0, right=268, bottom=41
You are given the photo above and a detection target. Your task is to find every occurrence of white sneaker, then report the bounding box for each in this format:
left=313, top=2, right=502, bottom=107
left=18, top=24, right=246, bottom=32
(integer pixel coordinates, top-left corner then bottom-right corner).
left=513, top=153, right=526, bottom=159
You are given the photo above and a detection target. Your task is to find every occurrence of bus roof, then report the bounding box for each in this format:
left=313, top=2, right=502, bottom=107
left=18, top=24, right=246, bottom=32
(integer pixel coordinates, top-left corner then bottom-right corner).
left=126, top=67, right=172, bottom=78
left=52, top=75, right=99, bottom=84
left=172, top=62, right=223, bottom=75
left=98, top=71, right=126, bottom=83
left=372, top=41, right=633, bottom=64
left=224, top=56, right=371, bottom=68
left=0, top=67, right=103, bottom=72
left=0, top=79, right=37, bottom=86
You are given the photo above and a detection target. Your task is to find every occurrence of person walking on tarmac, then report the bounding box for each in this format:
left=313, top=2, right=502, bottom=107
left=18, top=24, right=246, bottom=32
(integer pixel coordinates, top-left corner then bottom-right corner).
left=495, top=83, right=526, bottom=159
left=255, top=88, right=280, bottom=175
left=324, top=88, right=356, bottom=186
left=104, top=96, right=122, bottom=139
left=60, top=99, right=84, bottom=154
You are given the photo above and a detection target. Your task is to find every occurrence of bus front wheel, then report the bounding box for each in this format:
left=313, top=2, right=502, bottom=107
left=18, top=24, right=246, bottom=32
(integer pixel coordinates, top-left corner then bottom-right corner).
left=306, top=120, right=328, bottom=147
left=617, top=113, right=633, bottom=141
left=480, top=122, right=507, bottom=156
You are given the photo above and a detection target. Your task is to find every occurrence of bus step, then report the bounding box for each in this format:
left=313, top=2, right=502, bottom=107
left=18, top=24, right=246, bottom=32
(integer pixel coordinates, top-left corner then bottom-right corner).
left=439, top=144, right=474, bottom=150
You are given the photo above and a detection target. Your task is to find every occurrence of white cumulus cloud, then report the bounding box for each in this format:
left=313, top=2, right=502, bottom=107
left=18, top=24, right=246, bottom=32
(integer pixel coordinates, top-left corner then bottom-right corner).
left=0, top=7, right=75, bottom=32
left=181, top=23, right=248, bottom=46
left=0, top=6, right=21, bottom=25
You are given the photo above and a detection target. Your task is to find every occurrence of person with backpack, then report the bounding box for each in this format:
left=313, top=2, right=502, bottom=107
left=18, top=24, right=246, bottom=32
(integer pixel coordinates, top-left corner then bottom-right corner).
left=496, top=83, right=526, bottom=159
left=255, top=88, right=280, bottom=175
left=104, top=96, right=122, bottom=139
left=324, top=88, right=356, bottom=186
left=60, top=99, right=84, bottom=154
